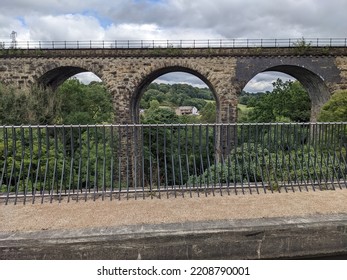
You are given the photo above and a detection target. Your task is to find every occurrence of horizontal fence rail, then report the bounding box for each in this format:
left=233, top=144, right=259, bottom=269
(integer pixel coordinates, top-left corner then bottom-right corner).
left=1, top=123, right=347, bottom=204
left=1, top=38, right=347, bottom=50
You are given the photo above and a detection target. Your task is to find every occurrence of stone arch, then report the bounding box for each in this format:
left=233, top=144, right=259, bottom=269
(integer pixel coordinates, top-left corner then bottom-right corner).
left=239, top=64, right=331, bottom=122
left=130, top=65, right=220, bottom=123
left=263, top=65, right=330, bottom=121
left=35, top=62, right=103, bottom=90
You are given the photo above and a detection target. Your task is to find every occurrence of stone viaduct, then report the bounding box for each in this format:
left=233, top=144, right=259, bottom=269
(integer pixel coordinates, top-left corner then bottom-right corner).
left=1, top=46, right=347, bottom=123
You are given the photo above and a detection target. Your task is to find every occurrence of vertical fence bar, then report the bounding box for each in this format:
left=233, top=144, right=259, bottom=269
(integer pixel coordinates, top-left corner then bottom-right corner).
left=156, top=125, right=161, bottom=198
left=170, top=124, right=177, bottom=198
left=198, top=124, right=205, bottom=196
left=177, top=125, right=184, bottom=197
left=163, top=125, right=169, bottom=198
left=338, top=124, right=347, bottom=187
left=117, top=125, right=122, bottom=200
left=184, top=124, right=192, bottom=197
left=191, top=124, right=198, bottom=196
left=41, top=126, right=49, bottom=203
left=141, top=125, right=146, bottom=199
left=32, top=127, right=42, bottom=204
left=84, top=126, right=90, bottom=201
left=67, top=126, right=74, bottom=202
left=101, top=125, right=106, bottom=200
left=109, top=125, right=114, bottom=200
left=58, top=126, right=66, bottom=203
left=1, top=127, right=7, bottom=204
left=76, top=125, right=82, bottom=202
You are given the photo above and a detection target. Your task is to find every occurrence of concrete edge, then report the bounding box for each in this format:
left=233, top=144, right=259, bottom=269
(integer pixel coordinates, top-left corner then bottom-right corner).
left=1, top=213, right=347, bottom=259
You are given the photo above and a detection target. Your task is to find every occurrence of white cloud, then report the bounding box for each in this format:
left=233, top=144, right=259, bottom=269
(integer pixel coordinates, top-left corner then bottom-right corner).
left=73, top=72, right=101, bottom=84
left=244, top=72, right=295, bottom=93
left=25, top=14, right=105, bottom=41
left=2, top=1, right=346, bottom=42
left=154, top=73, right=208, bottom=88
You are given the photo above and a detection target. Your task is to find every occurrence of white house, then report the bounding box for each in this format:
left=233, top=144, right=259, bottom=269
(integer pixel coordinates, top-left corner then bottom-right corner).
left=175, top=106, right=199, bottom=116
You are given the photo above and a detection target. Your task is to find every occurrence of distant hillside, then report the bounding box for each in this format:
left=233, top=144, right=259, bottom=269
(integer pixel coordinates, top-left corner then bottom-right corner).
left=140, top=83, right=214, bottom=111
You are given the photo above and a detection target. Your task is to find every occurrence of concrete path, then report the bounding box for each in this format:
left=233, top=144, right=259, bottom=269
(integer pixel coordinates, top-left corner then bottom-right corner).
left=1, top=188, right=347, bottom=233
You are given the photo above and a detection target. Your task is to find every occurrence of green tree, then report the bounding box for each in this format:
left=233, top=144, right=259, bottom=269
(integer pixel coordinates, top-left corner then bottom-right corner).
left=141, top=100, right=179, bottom=124
left=57, top=79, right=113, bottom=124
left=318, top=90, right=347, bottom=122
left=200, top=102, right=216, bottom=123
left=0, top=83, right=61, bottom=125
left=248, top=79, right=311, bottom=123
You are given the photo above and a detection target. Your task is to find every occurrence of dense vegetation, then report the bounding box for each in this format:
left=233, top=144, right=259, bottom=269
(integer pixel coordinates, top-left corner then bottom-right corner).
left=0, top=79, right=113, bottom=125
left=318, top=90, right=347, bottom=122
left=140, top=83, right=216, bottom=124
left=1, top=78, right=346, bottom=194
left=238, top=79, right=311, bottom=123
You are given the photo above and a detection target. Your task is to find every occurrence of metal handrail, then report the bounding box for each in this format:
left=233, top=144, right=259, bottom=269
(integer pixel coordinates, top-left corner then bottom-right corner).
left=1, top=38, right=347, bottom=50
left=1, top=122, right=346, bottom=204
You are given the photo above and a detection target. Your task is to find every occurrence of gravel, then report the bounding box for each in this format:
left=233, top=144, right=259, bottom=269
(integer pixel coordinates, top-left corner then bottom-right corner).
left=1, top=188, right=347, bottom=233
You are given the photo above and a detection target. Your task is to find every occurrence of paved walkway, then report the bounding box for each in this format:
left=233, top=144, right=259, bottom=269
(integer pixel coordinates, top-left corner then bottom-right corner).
left=1, top=188, right=347, bottom=233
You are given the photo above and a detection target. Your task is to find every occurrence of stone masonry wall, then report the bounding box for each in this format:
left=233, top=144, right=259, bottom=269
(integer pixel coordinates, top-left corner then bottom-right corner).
left=1, top=47, right=347, bottom=123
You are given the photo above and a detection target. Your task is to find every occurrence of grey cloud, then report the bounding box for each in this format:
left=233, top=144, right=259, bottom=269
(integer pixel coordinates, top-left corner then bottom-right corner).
left=2, top=0, right=347, bottom=40
left=244, top=72, right=295, bottom=93
left=154, top=72, right=207, bottom=88
left=98, top=0, right=347, bottom=38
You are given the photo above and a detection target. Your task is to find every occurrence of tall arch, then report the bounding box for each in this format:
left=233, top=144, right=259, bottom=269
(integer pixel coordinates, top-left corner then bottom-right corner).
left=263, top=65, right=330, bottom=121
left=131, top=66, right=220, bottom=123
left=238, top=63, right=331, bottom=122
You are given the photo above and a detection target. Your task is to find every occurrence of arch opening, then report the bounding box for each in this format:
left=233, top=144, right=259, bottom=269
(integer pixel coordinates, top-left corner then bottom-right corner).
left=239, top=65, right=330, bottom=123
left=38, top=66, right=101, bottom=90
left=132, top=67, right=219, bottom=124
left=37, top=66, right=112, bottom=125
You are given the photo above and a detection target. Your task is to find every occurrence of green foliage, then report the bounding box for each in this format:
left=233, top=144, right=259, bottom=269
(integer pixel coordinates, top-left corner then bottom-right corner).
left=0, top=128, right=64, bottom=192
left=140, top=82, right=216, bottom=124
left=141, top=106, right=179, bottom=124
left=246, top=79, right=311, bottom=123
left=0, top=84, right=61, bottom=125
left=0, top=79, right=113, bottom=125
left=142, top=83, right=213, bottom=106
left=57, top=79, right=113, bottom=124
left=189, top=143, right=343, bottom=189
left=0, top=126, right=118, bottom=193
left=200, top=102, right=217, bottom=123
left=318, top=90, right=347, bottom=122
left=292, top=37, right=312, bottom=54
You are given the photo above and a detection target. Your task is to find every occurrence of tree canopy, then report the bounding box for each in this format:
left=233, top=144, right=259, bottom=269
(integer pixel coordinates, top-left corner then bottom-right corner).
left=0, top=79, right=113, bottom=125
left=318, top=90, right=347, bottom=122
left=241, top=79, right=311, bottom=123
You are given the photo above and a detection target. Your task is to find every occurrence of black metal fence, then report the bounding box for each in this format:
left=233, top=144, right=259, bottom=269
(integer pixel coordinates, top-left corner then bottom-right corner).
left=1, top=38, right=347, bottom=50
left=1, top=123, right=346, bottom=204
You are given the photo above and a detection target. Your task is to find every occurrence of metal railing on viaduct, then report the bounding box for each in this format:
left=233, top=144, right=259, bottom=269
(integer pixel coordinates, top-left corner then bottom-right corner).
left=1, top=122, right=346, bottom=204
left=1, top=38, right=347, bottom=49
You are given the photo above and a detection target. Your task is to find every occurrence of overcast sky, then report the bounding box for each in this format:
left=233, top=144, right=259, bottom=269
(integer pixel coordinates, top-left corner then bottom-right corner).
left=1, top=0, right=346, bottom=92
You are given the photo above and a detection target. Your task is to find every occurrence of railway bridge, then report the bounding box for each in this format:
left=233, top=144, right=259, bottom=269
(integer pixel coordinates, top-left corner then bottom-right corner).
left=1, top=39, right=347, bottom=123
